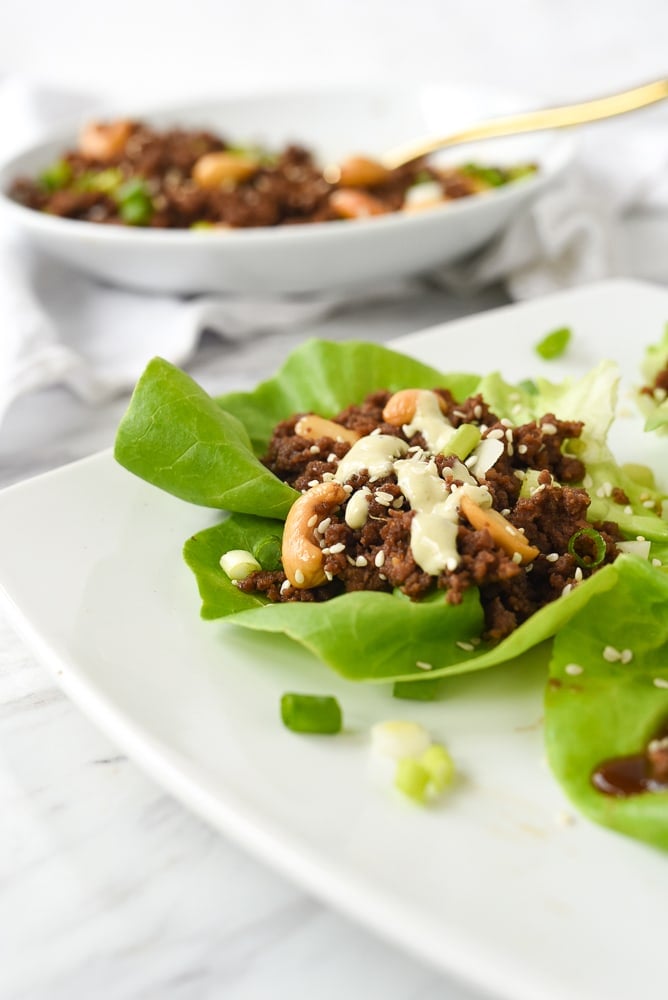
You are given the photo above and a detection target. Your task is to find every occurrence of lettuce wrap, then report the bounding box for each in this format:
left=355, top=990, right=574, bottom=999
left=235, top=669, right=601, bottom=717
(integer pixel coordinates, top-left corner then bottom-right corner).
left=115, top=338, right=668, bottom=848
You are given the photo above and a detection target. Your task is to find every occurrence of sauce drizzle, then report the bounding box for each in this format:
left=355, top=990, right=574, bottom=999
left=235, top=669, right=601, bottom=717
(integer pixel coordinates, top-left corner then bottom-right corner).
left=591, top=720, right=668, bottom=797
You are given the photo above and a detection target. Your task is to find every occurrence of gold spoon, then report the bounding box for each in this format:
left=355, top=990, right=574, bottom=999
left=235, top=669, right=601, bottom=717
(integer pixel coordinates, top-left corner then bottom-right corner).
left=381, top=78, right=668, bottom=169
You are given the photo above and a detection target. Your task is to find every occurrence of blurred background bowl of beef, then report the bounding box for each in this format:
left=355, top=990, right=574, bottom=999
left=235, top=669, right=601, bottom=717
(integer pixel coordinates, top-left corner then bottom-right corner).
left=0, top=85, right=573, bottom=295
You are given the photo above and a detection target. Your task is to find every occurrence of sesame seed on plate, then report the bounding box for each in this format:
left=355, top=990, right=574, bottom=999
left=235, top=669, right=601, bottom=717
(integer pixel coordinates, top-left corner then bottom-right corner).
left=653, top=678, right=668, bottom=689
left=565, top=663, right=583, bottom=675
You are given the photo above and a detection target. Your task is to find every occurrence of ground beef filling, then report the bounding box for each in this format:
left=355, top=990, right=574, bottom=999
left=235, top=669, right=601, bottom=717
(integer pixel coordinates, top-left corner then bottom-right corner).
left=237, top=389, right=622, bottom=641
left=9, top=121, right=536, bottom=230
left=641, top=362, right=668, bottom=401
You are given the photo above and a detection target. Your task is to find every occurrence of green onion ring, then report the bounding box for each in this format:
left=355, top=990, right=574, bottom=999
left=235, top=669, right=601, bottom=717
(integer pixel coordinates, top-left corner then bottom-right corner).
left=567, top=527, right=606, bottom=568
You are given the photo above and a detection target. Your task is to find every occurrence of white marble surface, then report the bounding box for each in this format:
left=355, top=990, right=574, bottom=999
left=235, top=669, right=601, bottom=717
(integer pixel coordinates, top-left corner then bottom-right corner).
left=0, top=285, right=511, bottom=1000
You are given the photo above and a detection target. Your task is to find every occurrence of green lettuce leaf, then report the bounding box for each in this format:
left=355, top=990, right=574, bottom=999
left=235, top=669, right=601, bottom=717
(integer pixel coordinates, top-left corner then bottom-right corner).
left=638, top=324, right=668, bottom=433
left=545, top=555, right=668, bottom=851
left=114, top=357, right=298, bottom=518
left=217, top=338, right=479, bottom=455
left=185, top=511, right=624, bottom=682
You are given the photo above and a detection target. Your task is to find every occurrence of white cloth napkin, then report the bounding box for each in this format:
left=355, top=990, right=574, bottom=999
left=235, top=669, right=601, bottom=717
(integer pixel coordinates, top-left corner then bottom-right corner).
left=2, top=77, right=668, bottom=427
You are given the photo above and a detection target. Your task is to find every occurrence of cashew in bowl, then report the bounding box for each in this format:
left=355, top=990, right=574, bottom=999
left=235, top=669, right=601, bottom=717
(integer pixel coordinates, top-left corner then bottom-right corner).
left=79, top=120, right=133, bottom=161
left=192, top=151, right=261, bottom=188
left=282, top=481, right=348, bottom=588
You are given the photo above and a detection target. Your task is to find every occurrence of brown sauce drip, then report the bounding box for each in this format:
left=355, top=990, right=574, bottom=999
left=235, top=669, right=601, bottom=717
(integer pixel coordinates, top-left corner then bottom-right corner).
left=592, top=720, right=668, bottom=797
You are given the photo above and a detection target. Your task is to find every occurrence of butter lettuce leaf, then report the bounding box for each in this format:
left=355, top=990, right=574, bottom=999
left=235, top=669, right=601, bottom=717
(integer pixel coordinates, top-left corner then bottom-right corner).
left=638, top=324, right=668, bottom=433
left=115, top=357, right=299, bottom=518
left=545, top=556, right=668, bottom=851
left=217, top=338, right=479, bottom=455
left=186, top=512, right=624, bottom=682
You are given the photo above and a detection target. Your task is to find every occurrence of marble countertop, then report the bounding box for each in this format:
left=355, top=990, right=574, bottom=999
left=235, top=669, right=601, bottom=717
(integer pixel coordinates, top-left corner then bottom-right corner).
left=0, top=284, right=511, bottom=1000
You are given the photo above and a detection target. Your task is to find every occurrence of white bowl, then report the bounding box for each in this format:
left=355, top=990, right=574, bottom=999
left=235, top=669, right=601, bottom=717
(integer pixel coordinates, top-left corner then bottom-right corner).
left=0, top=86, right=573, bottom=295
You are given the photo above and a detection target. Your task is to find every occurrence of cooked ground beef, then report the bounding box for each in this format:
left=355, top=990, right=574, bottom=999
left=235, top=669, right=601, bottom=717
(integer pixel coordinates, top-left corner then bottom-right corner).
left=641, top=361, right=668, bottom=401
left=236, top=387, right=624, bottom=641
left=9, top=120, right=537, bottom=230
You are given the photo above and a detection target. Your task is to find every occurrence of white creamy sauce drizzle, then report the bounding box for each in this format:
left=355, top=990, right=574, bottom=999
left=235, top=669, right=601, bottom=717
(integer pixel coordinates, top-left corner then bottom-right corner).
left=395, top=457, right=492, bottom=573
left=331, top=397, right=506, bottom=578
left=402, top=391, right=456, bottom=454
left=335, top=434, right=408, bottom=484
left=344, top=487, right=371, bottom=528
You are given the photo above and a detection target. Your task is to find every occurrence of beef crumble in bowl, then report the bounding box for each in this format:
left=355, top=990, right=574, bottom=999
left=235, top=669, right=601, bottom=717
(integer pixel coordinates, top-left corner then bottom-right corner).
left=0, top=87, right=573, bottom=295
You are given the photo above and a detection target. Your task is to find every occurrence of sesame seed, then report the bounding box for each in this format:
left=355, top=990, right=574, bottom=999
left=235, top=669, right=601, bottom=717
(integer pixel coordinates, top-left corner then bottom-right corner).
left=583, top=474, right=593, bottom=488
left=370, top=427, right=382, bottom=436
left=643, top=499, right=656, bottom=509
left=542, top=422, right=557, bottom=435
left=415, top=660, right=433, bottom=670
left=322, top=472, right=335, bottom=482
left=355, top=556, right=368, bottom=567
left=653, top=678, right=668, bottom=689
left=561, top=583, right=572, bottom=596
left=456, top=641, right=475, bottom=651
left=446, top=557, right=458, bottom=571
left=512, top=552, right=522, bottom=564
left=329, top=542, right=346, bottom=554
left=620, top=649, right=633, bottom=664
left=624, top=505, right=633, bottom=515
left=375, top=491, right=394, bottom=506
left=636, top=535, right=646, bottom=542
left=346, top=555, right=356, bottom=565
left=392, top=497, right=404, bottom=508
left=325, top=570, right=334, bottom=581
left=505, top=428, right=513, bottom=442
left=473, top=404, right=483, bottom=419
left=546, top=552, right=559, bottom=562
left=652, top=558, right=662, bottom=567
left=374, top=550, right=386, bottom=568
left=307, top=514, right=318, bottom=528
left=501, top=508, right=511, bottom=516
left=294, top=570, right=305, bottom=585
left=574, top=567, right=583, bottom=582
left=327, top=453, right=337, bottom=463
left=309, top=444, right=320, bottom=454
left=317, top=517, right=331, bottom=534
left=378, top=573, right=387, bottom=581
left=487, top=428, right=504, bottom=440
left=507, top=443, right=514, bottom=456
left=603, top=645, right=621, bottom=663
left=517, top=444, right=528, bottom=455
left=307, top=479, right=319, bottom=488
left=280, top=579, right=290, bottom=594
left=565, top=663, right=583, bottom=675
left=500, top=418, right=513, bottom=428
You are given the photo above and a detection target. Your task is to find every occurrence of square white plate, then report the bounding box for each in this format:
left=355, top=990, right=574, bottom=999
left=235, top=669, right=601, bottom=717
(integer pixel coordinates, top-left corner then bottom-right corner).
left=0, top=279, right=666, bottom=1000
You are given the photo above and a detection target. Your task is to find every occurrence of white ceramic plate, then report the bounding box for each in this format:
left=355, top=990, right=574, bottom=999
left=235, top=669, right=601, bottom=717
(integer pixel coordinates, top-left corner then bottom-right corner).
left=0, top=280, right=666, bottom=1000
left=0, top=85, right=572, bottom=294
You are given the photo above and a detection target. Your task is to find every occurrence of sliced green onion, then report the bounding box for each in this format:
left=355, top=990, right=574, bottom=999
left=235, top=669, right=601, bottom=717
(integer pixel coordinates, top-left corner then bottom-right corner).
left=220, top=548, right=261, bottom=580
left=39, top=159, right=73, bottom=192
left=518, top=378, right=538, bottom=396
left=190, top=220, right=215, bottom=230
left=115, top=179, right=154, bottom=226
left=445, top=423, right=481, bottom=461
left=567, top=527, right=607, bottom=568
left=86, top=168, right=124, bottom=193
left=535, top=326, right=572, bottom=360
left=253, top=534, right=283, bottom=572
left=420, top=744, right=455, bottom=792
left=280, top=693, right=342, bottom=734
left=395, top=757, right=430, bottom=803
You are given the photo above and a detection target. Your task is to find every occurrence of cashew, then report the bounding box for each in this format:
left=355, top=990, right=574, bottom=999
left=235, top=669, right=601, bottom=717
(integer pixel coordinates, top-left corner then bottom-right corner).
left=382, top=389, right=447, bottom=427
left=282, top=482, right=348, bottom=588
left=192, top=151, right=260, bottom=188
left=459, top=494, right=539, bottom=564
left=329, top=188, right=387, bottom=219
left=337, top=155, right=392, bottom=189
left=79, top=120, right=133, bottom=161
left=294, top=414, right=360, bottom=445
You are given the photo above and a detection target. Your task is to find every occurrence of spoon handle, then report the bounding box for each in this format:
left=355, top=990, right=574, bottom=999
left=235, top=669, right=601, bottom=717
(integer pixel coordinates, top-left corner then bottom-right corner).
left=382, top=78, right=668, bottom=168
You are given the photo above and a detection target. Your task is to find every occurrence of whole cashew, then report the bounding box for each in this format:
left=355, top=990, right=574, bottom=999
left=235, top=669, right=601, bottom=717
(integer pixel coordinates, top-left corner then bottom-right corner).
left=192, top=151, right=260, bottom=188
left=459, top=494, right=539, bottom=564
left=382, top=389, right=448, bottom=426
left=79, top=120, right=133, bottom=161
left=294, top=414, right=360, bottom=445
left=282, top=481, right=348, bottom=588
left=337, top=156, right=392, bottom=189
left=329, top=188, right=387, bottom=219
